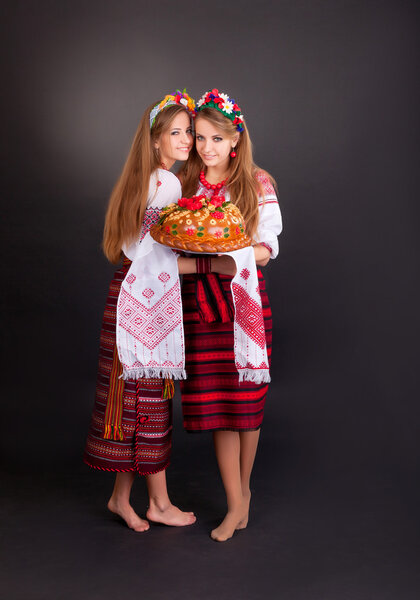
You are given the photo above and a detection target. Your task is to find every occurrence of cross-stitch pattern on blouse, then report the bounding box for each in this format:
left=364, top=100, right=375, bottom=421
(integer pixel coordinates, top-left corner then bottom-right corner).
left=255, top=171, right=276, bottom=196
left=140, top=207, right=163, bottom=241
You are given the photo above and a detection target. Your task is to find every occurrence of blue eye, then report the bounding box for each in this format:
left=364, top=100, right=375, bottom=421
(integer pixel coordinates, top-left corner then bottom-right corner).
left=196, top=135, right=204, bottom=141
left=214, top=137, right=222, bottom=142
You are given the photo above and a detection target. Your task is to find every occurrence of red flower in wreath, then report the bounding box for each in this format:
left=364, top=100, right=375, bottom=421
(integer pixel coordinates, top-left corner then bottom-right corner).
left=186, top=228, right=195, bottom=236
left=213, top=211, right=224, bottom=220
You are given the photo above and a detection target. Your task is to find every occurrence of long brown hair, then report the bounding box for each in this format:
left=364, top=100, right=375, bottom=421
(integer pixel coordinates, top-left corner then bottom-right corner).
left=103, top=102, right=190, bottom=264
left=179, top=107, right=275, bottom=241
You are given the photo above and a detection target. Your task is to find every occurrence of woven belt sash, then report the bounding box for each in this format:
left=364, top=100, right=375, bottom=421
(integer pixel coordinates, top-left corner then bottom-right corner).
left=103, top=343, right=174, bottom=440
left=103, top=344, right=125, bottom=440
left=195, top=273, right=234, bottom=323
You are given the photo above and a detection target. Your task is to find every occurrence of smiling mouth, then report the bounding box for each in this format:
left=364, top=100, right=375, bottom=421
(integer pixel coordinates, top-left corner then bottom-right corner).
left=203, top=155, right=216, bottom=159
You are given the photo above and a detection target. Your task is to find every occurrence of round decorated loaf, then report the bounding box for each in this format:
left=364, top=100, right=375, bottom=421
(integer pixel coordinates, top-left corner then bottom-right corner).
left=150, top=194, right=251, bottom=253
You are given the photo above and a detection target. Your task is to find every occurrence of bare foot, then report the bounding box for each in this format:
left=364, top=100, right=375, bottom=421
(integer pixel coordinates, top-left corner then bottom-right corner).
left=211, top=503, right=248, bottom=542
left=107, top=497, right=149, bottom=532
left=236, top=491, right=251, bottom=530
left=146, top=502, right=196, bottom=527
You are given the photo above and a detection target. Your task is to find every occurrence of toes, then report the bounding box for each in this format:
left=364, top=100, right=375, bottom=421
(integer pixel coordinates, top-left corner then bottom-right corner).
left=133, top=524, right=149, bottom=532
left=210, top=531, right=230, bottom=542
left=130, top=519, right=150, bottom=532
left=179, top=515, right=196, bottom=526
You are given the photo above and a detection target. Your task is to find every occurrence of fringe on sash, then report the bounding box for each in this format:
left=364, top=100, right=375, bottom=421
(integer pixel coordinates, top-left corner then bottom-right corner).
left=238, top=369, right=271, bottom=384
left=162, top=378, right=175, bottom=399
left=103, top=344, right=125, bottom=441
left=121, top=367, right=187, bottom=381
left=104, top=424, right=124, bottom=441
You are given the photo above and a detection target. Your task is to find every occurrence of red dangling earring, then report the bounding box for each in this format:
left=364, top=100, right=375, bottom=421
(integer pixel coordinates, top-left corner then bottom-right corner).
left=230, top=149, right=236, bottom=158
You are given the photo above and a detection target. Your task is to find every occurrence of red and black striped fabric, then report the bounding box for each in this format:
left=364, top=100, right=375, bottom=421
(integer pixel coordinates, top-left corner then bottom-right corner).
left=84, top=259, right=172, bottom=475
left=180, top=270, right=272, bottom=432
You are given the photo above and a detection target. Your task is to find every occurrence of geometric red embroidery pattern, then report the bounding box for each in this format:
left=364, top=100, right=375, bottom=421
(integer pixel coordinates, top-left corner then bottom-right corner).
left=158, top=272, right=170, bottom=283
left=139, top=208, right=163, bottom=242
left=118, top=282, right=182, bottom=350
left=255, top=170, right=275, bottom=195
left=232, top=282, right=266, bottom=349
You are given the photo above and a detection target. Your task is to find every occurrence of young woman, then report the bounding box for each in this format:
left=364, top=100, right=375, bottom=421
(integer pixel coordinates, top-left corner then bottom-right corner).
left=84, top=90, right=197, bottom=532
left=178, top=89, right=282, bottom=541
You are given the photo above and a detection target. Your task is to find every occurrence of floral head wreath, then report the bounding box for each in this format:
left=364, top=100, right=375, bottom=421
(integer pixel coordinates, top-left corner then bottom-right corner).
left=149, top=89, right=196, bottom=129
left=196, top=89, right=244, bottom=132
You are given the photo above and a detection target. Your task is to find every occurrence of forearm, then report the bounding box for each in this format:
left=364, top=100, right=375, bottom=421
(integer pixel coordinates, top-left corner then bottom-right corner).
left=178, top=254, right=235, bottom=276
left=253, top=244, right=271, bottom=267
left=178, top=245, right=270, bottom=277
left=177, top=256, right=197, bottom=274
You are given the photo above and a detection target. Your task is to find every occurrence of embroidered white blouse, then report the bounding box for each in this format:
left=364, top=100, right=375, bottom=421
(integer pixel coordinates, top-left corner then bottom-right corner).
left=122, top=169, right=181, bottom=260
left=194, top=171, right=283, bottom=259
left=123, top=169, right=282, bottom=260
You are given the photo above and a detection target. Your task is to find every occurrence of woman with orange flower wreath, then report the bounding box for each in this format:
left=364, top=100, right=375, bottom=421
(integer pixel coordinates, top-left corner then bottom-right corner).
left=84, top=91, right=197, bottom=532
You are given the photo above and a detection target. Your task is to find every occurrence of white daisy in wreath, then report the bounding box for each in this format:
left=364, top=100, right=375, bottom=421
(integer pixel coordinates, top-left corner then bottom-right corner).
left=222, top=100, right=234, bottom=114
left=197, top=94, right=207, bottom=107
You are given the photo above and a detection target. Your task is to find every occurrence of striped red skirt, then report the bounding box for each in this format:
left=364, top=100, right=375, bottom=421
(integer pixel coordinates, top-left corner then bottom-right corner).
left=84, top=259, right=172, bottom=475
left=180, top=270, right=272, bottom=432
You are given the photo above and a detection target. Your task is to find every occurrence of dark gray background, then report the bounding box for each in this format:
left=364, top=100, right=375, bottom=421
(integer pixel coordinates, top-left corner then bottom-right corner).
left=2, top=1, right=419, bottom=599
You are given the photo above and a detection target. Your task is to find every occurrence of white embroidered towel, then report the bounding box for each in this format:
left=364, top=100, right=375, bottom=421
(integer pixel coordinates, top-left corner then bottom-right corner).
left=225, top=247, right=271, bottom=383
left=116, top=233, right=186, bottom=380
left=116, top=234, right=270, bottom=384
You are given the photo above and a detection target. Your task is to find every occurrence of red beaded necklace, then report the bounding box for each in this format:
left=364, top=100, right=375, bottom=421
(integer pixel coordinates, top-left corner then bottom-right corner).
left=199, top=170, right=227, bottom=193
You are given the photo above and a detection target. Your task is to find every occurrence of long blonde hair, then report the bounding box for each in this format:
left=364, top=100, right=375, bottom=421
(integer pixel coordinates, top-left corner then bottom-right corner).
left=103, top=102, right=190, bottom=264
left=179, top=107, right=275, bottom=241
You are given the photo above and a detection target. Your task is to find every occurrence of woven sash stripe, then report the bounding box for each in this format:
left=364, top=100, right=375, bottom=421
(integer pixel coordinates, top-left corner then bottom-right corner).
left=103, top=344, right=125, bottom=441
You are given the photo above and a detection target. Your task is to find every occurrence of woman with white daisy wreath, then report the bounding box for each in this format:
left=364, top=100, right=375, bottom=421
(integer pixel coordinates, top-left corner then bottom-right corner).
left=178, top=88, right=283, bottom=542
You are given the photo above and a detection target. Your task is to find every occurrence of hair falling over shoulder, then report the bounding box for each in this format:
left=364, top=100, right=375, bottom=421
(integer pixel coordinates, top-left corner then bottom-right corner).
left=103, top=103, right=188, bottom=264
left=179, top=107, right=276, bottom=242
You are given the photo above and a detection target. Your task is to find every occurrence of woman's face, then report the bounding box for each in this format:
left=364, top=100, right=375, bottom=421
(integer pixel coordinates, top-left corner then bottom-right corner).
left=156, top=111, right=193, bottom=166
left=195, top=117, right=238, bottom=171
